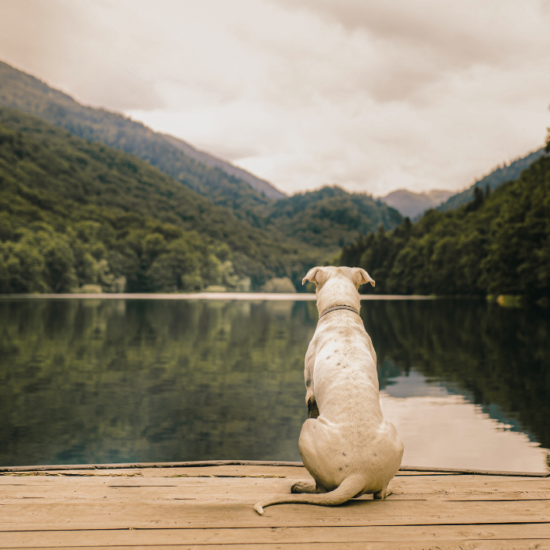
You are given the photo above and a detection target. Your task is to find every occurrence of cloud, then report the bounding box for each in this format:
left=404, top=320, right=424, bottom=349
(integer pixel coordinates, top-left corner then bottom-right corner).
left=0, top=0, right=549, bottom=195
left=270, top=0, right=549, bottom=69
left=0, top=0, right=165, bottom=111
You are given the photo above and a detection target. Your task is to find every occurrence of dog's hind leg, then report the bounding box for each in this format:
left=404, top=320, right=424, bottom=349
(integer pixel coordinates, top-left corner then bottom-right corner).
left=291, top=481, right=327, bottom=494
left=373, top=484, right=392, bottom=499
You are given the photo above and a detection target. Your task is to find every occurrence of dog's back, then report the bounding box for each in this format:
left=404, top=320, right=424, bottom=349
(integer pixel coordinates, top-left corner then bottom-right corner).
left=309, top=310, right=382, bottom=426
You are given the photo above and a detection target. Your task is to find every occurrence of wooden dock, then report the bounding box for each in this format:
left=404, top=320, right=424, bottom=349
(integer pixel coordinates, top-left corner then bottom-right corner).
left=1, top=461, right=549, bottom=549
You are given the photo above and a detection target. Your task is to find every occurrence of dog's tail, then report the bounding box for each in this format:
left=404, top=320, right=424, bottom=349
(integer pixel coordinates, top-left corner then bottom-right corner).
left=254, top=474, right=365, bottom=515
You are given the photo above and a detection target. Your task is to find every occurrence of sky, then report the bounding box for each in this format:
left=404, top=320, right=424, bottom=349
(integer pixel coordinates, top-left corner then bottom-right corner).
left=0, top=0, right=549, bottom=196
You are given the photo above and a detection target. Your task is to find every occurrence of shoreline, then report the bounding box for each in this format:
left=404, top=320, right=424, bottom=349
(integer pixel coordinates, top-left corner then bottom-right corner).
left=0, top=292, right=445, bottom=301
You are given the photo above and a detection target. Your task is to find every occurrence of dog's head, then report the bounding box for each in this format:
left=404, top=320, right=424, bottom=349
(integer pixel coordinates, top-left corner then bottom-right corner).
left=302, top=266, right=375, bottom=290
left=303, top=266, right=374, bottom=313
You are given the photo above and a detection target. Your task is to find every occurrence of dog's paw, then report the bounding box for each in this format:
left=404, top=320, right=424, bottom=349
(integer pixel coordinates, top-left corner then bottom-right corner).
left=374, top=487, right=392, bottom=500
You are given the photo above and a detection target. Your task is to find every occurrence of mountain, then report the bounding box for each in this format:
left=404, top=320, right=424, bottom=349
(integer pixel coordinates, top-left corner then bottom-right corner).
left=0, top=108, right=319, bottom=293
left=336, top=149, right=550, bottom=301
left=0, top=59, right=282, bottom=221
left=438, top=148, right=546, bottom=212
left=261, top=186, right=403, bottom=251
left=380, top=189, right=453, bottom=219
left=161, top=133, right=285, bottom=199
left=0, top=59, right=403, bottom=253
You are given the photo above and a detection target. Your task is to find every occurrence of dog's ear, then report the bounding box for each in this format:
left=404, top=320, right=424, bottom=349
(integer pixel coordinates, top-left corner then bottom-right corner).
left=352, top=267, right=375, bottom=287
left=302, top=266, right=322, bottom=286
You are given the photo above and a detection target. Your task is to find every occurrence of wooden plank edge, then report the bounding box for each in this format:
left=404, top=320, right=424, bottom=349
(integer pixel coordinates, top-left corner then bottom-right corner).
left=3, top=544, right=550, bottom=550
left=0, top=461, right=304, bottom=473
left=0, top=461, right=547, bottom=477
left=2, top=521, right=550, bottom=534
left=399, top=466, right=550, bottom=478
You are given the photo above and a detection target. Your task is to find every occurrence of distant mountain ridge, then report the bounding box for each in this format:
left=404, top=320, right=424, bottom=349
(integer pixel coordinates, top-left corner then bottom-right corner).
left=380, top=189, right=453, bottom=219
left=438, top=148, right=547, bottom=212
left=161, top=133, right=285, bottom=199
left=0, top=59, right=282, bottom=217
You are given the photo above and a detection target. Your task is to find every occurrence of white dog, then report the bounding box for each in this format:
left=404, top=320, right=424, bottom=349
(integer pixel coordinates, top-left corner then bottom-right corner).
left=255, top=266, right=404, bottom=515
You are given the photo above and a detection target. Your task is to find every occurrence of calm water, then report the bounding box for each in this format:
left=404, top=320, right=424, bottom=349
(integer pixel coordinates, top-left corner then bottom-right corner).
left=1, top=297, right=549, bottom=472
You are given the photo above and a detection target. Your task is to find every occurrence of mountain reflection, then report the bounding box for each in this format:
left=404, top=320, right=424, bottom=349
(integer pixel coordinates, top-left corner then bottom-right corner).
left=0, top=298, right=548, bottom=470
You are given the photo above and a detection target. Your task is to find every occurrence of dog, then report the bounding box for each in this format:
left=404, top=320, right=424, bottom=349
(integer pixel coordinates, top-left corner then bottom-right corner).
left=254, top=266, right=404, bottom=515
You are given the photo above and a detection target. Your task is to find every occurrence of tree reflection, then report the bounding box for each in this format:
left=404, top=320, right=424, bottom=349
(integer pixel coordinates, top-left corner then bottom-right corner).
left=364, top=300, right=550, bottom=448
left=0, top=298, right=548, bottom=466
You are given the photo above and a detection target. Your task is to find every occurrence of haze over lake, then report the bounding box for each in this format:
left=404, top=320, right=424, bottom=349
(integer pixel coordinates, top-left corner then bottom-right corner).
left=1, top=297, right=548, bottom=472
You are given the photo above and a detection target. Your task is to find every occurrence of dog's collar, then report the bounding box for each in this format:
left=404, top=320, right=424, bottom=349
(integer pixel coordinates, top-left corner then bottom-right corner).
left=319, top=305, right=360, bottom=319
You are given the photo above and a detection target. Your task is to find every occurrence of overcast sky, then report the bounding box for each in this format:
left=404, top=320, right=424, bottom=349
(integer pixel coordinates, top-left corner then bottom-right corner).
left=0, top=0, right=549, bottom=196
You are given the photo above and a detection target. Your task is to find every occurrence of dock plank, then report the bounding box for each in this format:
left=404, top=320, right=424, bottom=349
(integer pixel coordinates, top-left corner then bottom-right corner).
left=1, top=524, right=550, bottom=547
left=0, top=464, right=548, bottom=547
left=1, top=499, right=549, bottom=530
left=1, top=478, right=549, bottom=503
left=2, top=542, right=550, bottom=550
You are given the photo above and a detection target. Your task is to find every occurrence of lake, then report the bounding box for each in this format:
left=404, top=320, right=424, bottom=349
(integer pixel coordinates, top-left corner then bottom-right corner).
left=1, top=296, right=549, bottom=472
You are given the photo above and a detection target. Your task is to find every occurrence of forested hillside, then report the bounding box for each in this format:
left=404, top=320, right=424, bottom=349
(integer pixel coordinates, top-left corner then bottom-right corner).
left=0, top=60, right=276, bottom=220
left=0, top=108, right=319, bottom=293
left=261, top=186, right=403, bottom=250
left=0, top=60, right=403, bottom=253
left=438, top=148, right=546, bottom=212
left=337, top=150, right=550, bottom=302
left=162, top=133, right=285, bottom=199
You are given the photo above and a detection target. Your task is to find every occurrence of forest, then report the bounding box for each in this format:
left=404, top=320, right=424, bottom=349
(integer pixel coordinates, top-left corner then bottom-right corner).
left=337, top=147, right=550, bottom=303
left=0, top=108, right=321, bottom=293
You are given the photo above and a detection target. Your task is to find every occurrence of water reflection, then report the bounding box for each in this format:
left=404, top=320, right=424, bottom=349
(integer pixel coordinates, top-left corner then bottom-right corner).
left=0, top=298, right=548, bottom=471
left=381, top=372, right=547, bottom=472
